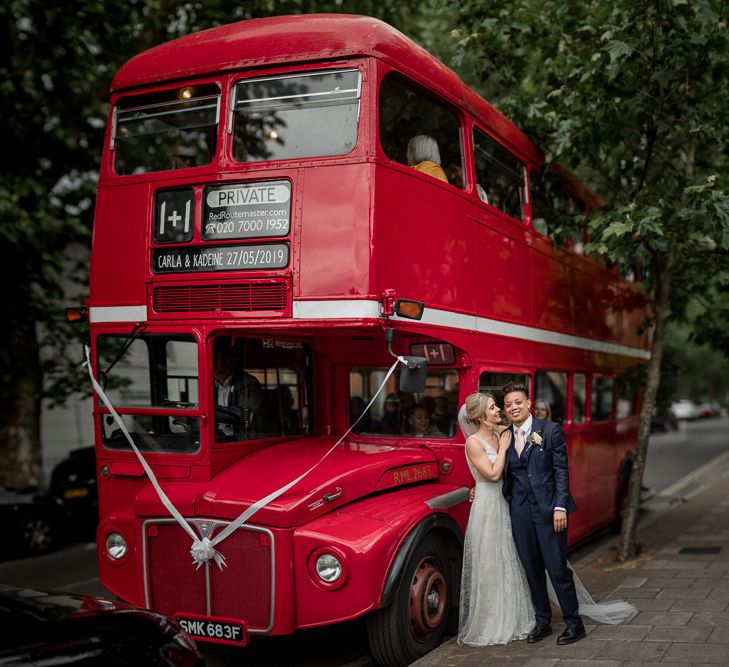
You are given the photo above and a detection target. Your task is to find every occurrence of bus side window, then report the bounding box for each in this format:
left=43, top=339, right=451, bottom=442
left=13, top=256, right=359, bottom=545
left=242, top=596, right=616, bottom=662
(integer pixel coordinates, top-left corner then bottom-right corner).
left=379, top=73, right=465, bottom=190
left=534, top=370, right=567, bottom=425
left=479, top=371, right=531, bottom=424
left=591, top=375, right=615, bottom=421
left=616, top=365, right=642, bottom=418
left=572, top=373, right=587, bottom=425
left=473, top=128, right=525, bottom=221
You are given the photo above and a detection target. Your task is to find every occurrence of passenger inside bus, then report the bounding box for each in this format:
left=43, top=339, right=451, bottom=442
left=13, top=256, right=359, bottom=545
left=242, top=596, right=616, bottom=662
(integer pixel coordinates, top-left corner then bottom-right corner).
left=445, top=164, right=464, bottom=189
left=169, top=139, right=197, bottom=169
left=533, top=398, right=552, bottom=421
left=431, top=396, right=454, bottom=436
left=213, top=339, right=264, bottom=440
left=350, top=396, right=377, bottom=431
left=254, top=386, right=300, bottom=435
left=408, top=404, right=445, bottom=438
left=381, top=393, right=402, bottom=434
left=407, top=135, right=448, bottom=183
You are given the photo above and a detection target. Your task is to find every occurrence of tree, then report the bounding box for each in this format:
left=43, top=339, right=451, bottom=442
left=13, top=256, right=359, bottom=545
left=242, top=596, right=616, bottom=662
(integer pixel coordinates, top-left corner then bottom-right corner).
left=0, top=0, right=429, bottom=488
left=448, top=0, right=729, bottom=559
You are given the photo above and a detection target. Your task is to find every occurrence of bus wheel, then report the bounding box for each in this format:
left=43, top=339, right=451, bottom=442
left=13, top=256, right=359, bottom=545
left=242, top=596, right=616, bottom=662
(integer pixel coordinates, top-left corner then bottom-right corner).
left=367, top=535, right=451, bottom=667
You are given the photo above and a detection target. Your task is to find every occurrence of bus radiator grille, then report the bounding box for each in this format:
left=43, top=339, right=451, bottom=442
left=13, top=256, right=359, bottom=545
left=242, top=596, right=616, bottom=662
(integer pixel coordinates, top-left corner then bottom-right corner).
left=147, top=522, right=207, bottom=616
left=145, top=520, right=274, bottom=630
left=152, top=282, right=288, bottom=313
left=210, top=525, right=273, bottom=627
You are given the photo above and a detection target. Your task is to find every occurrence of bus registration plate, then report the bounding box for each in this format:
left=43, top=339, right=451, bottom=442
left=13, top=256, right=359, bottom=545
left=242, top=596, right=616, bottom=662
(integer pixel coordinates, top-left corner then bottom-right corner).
left=176, top=615, right=248, bottom=645
left=153, top=243, right=289, bottom=273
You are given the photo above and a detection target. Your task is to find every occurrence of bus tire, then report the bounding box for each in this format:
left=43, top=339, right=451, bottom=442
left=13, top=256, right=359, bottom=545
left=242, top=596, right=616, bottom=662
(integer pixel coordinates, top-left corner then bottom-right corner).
left=366, top=534, right=451, bottom=667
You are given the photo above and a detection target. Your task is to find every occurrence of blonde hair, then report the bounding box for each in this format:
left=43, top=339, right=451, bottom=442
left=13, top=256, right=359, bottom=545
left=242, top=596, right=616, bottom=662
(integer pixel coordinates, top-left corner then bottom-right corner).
left=465, top=391, right=495, bottom=424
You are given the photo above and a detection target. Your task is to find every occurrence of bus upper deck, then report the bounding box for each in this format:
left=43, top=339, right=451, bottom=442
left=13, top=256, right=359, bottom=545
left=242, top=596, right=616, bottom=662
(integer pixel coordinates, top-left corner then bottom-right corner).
left=90, top=15, right=647, bottom=362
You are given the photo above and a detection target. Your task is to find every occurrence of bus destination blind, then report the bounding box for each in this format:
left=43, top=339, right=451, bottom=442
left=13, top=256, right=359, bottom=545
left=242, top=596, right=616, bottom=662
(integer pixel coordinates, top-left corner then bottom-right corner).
left=203, top=180, right=291, bottom=240
left=153, top=243, right=289, bottom=273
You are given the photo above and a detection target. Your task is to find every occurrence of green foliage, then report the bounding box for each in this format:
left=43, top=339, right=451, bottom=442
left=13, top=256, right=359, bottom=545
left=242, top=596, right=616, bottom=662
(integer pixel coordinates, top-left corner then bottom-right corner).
left=449, top=0, right=729, bottom=332
left=663, top=324, right=729, bottom=404
left=0, top=0, right=431, bottom=411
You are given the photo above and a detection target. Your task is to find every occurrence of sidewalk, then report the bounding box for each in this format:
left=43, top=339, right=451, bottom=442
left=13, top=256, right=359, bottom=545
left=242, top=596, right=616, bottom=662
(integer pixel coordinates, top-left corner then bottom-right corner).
left=413, top=457, right=729, bottom=666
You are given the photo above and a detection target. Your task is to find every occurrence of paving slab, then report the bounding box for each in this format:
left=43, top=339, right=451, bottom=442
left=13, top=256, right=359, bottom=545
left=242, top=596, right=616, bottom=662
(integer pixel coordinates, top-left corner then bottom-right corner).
left=643, top=625, right=712, bottom=642
left=662, top=642, right=729, bottom=663
left=628, top=611, right=694, bottom=626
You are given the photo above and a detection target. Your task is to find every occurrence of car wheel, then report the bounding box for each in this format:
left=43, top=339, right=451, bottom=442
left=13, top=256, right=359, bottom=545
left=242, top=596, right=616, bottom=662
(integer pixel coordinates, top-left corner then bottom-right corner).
left=21, top=514, right=55, bottom=555
left=367, top=534, right=451, bottom=667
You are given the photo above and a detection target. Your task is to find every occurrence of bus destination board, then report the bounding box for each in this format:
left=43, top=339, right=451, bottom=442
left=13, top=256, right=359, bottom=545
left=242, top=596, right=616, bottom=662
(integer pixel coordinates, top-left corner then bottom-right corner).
left=203, top=180, right=291, bottom=240
left=153, top=243, right=289, bottom=273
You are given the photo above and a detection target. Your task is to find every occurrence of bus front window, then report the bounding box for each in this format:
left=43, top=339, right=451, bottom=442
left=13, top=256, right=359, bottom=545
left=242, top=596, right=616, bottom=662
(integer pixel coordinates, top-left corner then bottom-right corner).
left=212, top=336, right=312, bottom=443
left=113, top=84, right=220, bottom=175
left=232, top=69, right=361, bottom=163
left=96, top=334, right=199, bottom=453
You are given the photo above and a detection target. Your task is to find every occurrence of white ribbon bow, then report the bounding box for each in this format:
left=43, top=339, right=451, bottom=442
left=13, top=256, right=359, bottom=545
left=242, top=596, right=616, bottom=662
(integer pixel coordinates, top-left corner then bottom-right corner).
left=191, top=537, right=226, bottom=570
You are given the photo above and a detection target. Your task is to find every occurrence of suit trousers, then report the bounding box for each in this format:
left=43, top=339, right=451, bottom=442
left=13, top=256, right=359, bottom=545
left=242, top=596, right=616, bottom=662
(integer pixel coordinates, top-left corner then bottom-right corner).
left=509, top=498, right=581, bottom=626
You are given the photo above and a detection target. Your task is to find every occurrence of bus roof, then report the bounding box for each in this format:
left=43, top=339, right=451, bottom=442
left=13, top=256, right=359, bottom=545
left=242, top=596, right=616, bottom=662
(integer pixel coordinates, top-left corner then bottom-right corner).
left=111, top=14, right=543, bottom=165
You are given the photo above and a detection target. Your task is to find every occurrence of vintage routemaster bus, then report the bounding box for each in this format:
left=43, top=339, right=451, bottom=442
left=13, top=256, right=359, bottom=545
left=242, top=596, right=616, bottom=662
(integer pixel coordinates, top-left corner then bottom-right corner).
left=86, top=14, right=649, bottom=666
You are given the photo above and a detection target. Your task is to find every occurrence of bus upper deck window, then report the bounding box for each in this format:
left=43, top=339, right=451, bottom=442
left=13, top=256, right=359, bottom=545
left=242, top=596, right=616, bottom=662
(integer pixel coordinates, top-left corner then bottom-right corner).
left=232, top=69, right=361, bottom=163
left=378, top=74, right=465, bottom=190
left=112, top=84, right=220, bottom=175
left=473, top=128, right=525, bottom=220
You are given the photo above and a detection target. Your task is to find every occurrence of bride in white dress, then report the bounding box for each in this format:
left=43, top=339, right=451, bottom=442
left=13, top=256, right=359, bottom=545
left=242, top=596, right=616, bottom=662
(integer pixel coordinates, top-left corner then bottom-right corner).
left=457, top=392, right=534, bottom=645
left=457, top=392, right=637, bottom=647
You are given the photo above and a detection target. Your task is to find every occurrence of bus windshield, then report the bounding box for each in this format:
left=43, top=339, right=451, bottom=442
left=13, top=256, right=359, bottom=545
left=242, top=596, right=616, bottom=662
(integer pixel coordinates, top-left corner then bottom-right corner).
left=212, top=336, right=312, bottom=443
left=113, top=84, right=220, bottom=175
left=232, top=69, right=361, bottom=163
left=97, top=333, right=200, bottom=454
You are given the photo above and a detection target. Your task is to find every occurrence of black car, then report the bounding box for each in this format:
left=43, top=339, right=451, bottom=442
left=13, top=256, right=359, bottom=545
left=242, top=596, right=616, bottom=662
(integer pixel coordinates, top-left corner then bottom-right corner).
left=0, top=585, right=205, bottom=666
left=0, top=487, right=63, bottom=557
left=50, top=446, right=98, bottom=534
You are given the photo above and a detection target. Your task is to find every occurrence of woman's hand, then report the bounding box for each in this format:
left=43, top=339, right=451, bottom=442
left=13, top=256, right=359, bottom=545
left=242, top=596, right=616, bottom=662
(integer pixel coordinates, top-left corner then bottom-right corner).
left=499, top=428, right=513, bottom=450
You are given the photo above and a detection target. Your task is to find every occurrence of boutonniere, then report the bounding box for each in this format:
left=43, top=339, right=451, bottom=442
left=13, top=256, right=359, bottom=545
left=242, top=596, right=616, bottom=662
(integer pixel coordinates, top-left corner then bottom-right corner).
left=526, top=430, right=543, bottom=452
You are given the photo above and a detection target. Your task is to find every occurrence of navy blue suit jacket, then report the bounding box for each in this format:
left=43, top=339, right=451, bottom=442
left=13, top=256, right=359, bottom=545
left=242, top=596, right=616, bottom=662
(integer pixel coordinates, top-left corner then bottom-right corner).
left=502, top=418, right=577, bottom=514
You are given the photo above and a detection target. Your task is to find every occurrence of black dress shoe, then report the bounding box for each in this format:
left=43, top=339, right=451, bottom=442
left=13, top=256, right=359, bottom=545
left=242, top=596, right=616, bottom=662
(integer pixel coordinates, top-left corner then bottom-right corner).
left=527, top=623, right=552, bottom=643
left=557, top=622, right=586, bottom=645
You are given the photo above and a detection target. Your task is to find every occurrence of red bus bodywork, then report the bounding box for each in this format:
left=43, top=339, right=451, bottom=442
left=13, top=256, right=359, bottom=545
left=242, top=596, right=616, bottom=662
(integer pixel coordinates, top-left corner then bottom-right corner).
left=88, top=15, right=648, bottom=665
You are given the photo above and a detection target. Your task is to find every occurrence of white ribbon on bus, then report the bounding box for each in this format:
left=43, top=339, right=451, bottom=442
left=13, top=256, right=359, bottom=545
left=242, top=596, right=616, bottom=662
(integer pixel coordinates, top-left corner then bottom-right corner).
left=84, top=346, right=406, bottom=570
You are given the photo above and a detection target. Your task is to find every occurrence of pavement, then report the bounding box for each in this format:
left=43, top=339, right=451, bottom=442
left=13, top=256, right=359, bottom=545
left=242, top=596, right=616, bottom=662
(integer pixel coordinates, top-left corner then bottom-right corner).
left=412, top=451, right=729, bottom=667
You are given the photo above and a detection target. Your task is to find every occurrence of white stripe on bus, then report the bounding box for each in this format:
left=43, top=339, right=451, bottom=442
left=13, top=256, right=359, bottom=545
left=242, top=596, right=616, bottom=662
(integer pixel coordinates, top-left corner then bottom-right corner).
left=89, top=305, right=148, bottom=323
left=292, top=299, right=650, bottom=360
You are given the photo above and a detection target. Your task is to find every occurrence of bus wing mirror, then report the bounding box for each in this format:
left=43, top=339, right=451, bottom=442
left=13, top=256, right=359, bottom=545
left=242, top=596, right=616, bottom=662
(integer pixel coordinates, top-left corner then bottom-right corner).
left=399, top=356, right=427, bottom=393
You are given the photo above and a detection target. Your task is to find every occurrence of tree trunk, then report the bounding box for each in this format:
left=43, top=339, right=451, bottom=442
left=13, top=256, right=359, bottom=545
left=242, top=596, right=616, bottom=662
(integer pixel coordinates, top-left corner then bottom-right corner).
left=0, top=273, right=43, bottom=488
left=617, top=236, right=677, bottom=561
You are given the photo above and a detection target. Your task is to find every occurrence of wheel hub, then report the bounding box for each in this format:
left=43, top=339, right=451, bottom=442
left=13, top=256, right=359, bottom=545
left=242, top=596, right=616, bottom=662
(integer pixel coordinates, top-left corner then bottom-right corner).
left=408, top=556, right=446, bottom=642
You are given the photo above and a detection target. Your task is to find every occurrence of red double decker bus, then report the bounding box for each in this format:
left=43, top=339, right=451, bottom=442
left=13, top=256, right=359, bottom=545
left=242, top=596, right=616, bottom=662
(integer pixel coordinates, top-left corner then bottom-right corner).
left=87, top=14, right=649, bottom=665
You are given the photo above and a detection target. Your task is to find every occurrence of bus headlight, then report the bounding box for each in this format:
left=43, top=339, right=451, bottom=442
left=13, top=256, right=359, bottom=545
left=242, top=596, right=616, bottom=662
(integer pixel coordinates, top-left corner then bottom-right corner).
left=315, top=553, right=342, bottom=583
left=106, top=532, right=127, bottom=560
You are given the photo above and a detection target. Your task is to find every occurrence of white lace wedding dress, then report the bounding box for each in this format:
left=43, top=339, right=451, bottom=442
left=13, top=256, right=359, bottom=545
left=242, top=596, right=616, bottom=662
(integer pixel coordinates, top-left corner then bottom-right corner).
left=457, top=435, right=534, bottom=645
